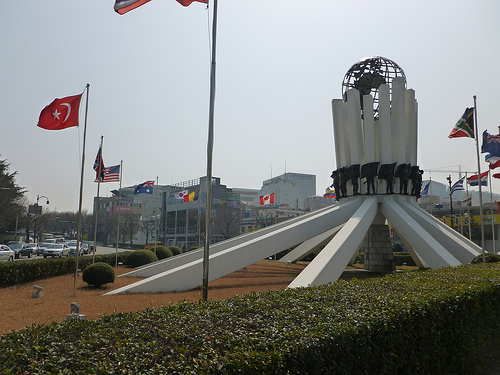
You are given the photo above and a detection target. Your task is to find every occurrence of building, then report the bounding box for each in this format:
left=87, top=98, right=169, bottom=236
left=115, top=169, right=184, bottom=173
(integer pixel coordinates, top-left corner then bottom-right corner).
left=255, top=172, right=316, bottom=210
left=162, top=176, right=244, bottom=249
left=93, top=172, right=322, bottom=248
left=93, top=184, right=164, bottom=245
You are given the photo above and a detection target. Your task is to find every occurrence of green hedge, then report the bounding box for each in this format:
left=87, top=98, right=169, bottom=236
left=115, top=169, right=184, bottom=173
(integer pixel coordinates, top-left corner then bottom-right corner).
left=82, top=262, right=116, bottom=287
left=154, top=246, right=174, bottom=260
left=0, top=253, right=129, bottom=288
left=1, top=264, right=500, bottom=374
left=124, top=249, right=158, bottom=267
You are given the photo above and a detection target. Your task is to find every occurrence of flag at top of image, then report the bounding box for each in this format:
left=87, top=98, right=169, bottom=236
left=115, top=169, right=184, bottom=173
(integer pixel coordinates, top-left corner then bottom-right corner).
left=467, top=171, right=489, bottom=186
left=134, top=181, right=154, bottom=194
left=259, top=193, right=275, bottom=205
left=94, top=165, right=120, bottom=183
left=37, top=94, right=82, bottom=130
left=114, top=0, right=206, bottom=14
left=93, top=147, right=105, bottom=182
left=481, top=130, right=500, bottom=157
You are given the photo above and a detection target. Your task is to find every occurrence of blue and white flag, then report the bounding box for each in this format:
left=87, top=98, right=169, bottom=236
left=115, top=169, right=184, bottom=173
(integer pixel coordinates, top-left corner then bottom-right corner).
left=420, top=182, right=430, bottom=196
left=450, top=177, right=465, bottom=194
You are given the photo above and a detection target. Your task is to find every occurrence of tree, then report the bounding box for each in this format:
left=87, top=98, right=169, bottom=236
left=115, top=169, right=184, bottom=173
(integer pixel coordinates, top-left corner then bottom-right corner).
left=0, top=156, right=26, bottom=234
left=212, top=207, right=241, bottom=240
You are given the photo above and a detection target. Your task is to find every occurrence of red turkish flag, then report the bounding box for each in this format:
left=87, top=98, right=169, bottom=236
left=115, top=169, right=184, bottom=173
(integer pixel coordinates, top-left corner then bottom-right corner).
left=37, top=94, right=82, bottom=130
left=176, top=0, right=207, bottom=6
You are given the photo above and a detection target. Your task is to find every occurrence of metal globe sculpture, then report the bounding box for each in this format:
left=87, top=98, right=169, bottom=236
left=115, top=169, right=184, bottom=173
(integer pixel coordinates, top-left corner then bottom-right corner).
left=342, top=56, right=406, bottom=117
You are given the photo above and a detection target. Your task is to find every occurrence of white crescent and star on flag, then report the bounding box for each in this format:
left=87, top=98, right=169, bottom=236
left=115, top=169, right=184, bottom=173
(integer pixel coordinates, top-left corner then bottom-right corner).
left=52, top=103, right=72, bottom=123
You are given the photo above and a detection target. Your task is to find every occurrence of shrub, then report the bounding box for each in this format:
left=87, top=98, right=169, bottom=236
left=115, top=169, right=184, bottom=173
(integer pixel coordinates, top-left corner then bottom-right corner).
left=82, top=262, right=115, bottom=287
left=2, top=264, right=500, bottom=374
left=154, top=246, right=173, bottom=260
left=169, top=246, right=183, bottom=256
left=0, top=252, right=129, bottom=288
left=472, top=252, right=500, bottom=263
left=125, top=249, right=158, bottom=267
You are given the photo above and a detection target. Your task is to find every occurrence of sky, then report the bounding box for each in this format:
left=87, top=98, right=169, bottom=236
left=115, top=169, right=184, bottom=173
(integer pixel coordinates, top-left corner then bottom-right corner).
left=1, top=0, right=500, bottom=213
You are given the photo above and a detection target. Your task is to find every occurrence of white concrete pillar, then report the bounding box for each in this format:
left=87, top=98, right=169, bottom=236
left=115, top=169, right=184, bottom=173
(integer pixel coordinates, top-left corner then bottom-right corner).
left=332, top=99, right=350, bottom=168
left=378, top=84, right=392, bottom=165
left=405, top=89, right=418, bottom=165
left=346, top=89, right=364, bottom=166
left=391, top=77, right=406, bottom=163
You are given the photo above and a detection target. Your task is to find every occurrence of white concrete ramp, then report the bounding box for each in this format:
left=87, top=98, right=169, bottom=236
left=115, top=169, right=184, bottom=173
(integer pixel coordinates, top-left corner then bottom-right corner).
left=122, top=201, right=358, bottom=279
left=288, top=197, right=378, bottom=287
left=105, top=198, right=362, bottom=295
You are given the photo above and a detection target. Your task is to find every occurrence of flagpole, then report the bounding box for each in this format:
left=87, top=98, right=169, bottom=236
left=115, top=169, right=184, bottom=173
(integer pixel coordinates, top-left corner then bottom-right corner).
left=154, top=176, right=159, bottom=255
left=473, top=95, right=485, bottom=262
left=466, top=172, right=472, bottom=240
left=203, top=0, right=218, bottom=301
left=488, top=171, right=496, bottom=253
left=115, top=160, right=123, bottom=267
left=74, top=83, right=90, bottom=297
left=93, top=136, right=104, bottom=264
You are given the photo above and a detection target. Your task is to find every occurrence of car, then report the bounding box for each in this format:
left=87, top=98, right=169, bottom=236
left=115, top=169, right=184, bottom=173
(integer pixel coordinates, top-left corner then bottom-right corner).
left=84, top=241, right=95, bottom=253
left=21, top=243, right=38, bottom=258
left=67, top=241, right=83, bottom=256
left=37, top=242, right=51, bottom=256
left=6, top=242, right=26, bottom=259
left=80, top=243, right=90, bottom=254
left=0, top=245, right=14, bottom=262
left=43, top=244, right=70, bottom=258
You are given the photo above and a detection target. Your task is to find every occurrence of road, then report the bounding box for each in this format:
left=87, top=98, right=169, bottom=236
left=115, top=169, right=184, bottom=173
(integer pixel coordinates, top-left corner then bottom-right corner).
left=14, top=245, right=133, bottom=262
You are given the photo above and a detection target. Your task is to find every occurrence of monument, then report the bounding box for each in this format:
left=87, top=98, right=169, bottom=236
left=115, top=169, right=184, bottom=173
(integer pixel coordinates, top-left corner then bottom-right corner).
left=106, top=57, right=481, bottom=295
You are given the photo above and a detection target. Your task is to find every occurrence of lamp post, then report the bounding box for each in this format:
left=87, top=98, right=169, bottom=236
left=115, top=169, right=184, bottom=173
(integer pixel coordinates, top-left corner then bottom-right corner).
left=34, top=195, right=49, bottom=243
left=446, top=176, right=455, bottom=231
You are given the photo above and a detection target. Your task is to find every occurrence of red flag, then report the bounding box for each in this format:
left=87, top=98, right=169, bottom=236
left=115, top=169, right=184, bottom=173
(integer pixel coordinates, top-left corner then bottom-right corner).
left=37, top=94, right=82, bottom=130
left=114, top=0, right=206, bottom=15
left=176, top=0, right=207, bottom=6
left=93, top=147, right=105, bottom=182
left=259, top=193, right=275, bottom=205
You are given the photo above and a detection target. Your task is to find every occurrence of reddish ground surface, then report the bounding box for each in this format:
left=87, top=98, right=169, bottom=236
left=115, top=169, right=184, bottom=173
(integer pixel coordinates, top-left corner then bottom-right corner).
left=0, top=260, right=307, bottom=335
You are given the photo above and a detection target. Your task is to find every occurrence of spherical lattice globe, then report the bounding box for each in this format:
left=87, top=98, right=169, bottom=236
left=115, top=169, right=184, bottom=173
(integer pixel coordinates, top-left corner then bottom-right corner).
left=342, top=56, right=406, bottom=117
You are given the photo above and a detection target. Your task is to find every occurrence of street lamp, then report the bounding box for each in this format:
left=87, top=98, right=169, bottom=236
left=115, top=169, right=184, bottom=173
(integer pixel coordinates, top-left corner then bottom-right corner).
left=33, top=195, right=49, bottom=243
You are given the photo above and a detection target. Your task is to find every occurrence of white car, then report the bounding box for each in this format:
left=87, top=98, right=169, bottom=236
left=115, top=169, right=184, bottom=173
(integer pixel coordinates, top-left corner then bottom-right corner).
left=0, top=245, right=15, bottom=262
left=67, top=241, right=83, bottom=256
left=43, top=244, right=70, bottom=258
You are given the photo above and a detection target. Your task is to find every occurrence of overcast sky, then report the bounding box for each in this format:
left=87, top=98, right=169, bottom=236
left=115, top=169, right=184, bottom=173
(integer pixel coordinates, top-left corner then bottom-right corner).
left=1, top=0, right=499, bottom=213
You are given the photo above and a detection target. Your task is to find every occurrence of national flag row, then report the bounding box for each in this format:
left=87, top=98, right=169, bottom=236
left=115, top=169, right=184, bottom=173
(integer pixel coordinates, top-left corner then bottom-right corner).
left=448, top=106, right=500, bottom=191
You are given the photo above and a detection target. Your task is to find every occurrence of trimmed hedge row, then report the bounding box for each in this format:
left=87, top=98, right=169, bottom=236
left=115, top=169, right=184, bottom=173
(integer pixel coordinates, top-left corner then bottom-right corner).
left=1, top=263, right=500, bottom=374
left=0, top=253, right=129, bottom=288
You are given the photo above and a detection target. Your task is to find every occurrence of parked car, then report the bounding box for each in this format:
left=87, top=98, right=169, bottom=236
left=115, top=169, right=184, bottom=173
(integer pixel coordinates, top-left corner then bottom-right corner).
left=43, top=244, right=70, bottom=258
left=67, top=241, right=83, bottom=256
left=84, top=241, right=95, bottom=252
left=80, top=243, right=90, bottom=254
left=0, top=245, right=15, bottom=262
left=6, top=241, right=26, bottom=259
left=37, top=242, right=51, bottom=256
left=21, top=243, right=38, bottom=258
